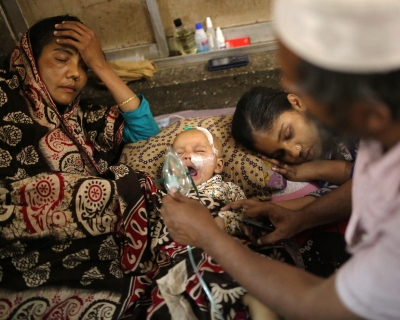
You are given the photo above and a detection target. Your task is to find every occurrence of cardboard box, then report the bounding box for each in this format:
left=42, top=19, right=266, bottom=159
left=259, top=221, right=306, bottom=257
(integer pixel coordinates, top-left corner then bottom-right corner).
left=225, top=37, right=251, bottom=48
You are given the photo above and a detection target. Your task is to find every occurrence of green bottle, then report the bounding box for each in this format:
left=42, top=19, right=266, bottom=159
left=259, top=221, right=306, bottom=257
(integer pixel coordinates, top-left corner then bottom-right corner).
left=173, top=18, right=197, bottom=55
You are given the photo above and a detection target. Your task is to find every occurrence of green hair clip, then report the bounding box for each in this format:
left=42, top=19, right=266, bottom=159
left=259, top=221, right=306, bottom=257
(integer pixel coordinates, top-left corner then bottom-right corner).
left=183, top=125, right=195, bottom=131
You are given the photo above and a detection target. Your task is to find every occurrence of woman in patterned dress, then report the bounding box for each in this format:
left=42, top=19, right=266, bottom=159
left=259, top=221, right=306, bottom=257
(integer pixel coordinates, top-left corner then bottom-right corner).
left=0, top=14, right=163, bottom=319
left=0, top=14, right=256, bottom=320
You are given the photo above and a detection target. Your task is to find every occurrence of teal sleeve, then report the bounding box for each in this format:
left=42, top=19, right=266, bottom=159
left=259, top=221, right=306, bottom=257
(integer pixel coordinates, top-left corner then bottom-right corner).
left=120, top=94, right=160, bottom=143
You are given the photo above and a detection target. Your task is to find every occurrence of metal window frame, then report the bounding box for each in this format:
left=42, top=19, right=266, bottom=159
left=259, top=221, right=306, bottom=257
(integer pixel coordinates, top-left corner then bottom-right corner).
left=0, top=0, right=28, bottom=41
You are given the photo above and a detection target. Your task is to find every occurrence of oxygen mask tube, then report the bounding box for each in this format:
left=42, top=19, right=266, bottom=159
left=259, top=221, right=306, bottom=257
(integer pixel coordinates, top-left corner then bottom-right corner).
left=161, top=147, right=224, bottom=319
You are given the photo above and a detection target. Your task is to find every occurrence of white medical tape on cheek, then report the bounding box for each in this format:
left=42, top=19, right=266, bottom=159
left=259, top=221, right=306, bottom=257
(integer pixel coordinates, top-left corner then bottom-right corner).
left=191, top=154, right=215, bottom=172
left=191, top=154, right=204, bottom=171
left=195, top=127, right=218, bottom=156
left=201, top=155, right=215, bottom=166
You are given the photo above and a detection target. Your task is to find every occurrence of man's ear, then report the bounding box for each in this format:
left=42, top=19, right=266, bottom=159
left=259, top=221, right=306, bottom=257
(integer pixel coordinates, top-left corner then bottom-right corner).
left=287, top=93, right=307, bottom=112
left=350, top=101, right=393, bottom=136
left=214, top=157, right=224, bottom=174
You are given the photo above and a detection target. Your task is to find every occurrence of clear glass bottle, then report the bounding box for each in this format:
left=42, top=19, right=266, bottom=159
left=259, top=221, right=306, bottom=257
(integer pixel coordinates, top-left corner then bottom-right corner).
left=173, top=18, right=197, bottom=55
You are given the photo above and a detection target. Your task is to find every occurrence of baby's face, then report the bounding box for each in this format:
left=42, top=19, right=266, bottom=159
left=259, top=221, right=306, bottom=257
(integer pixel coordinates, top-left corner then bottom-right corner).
left=172, top=130, right=219, bottom=186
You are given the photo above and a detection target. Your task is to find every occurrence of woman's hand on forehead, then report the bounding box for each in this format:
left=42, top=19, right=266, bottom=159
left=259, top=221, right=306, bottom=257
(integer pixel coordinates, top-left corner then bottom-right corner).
left=54, top=21, right=106, bottom=69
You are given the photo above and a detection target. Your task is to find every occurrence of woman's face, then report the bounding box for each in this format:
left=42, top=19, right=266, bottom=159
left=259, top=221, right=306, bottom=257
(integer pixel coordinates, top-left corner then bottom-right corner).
left=37, top=40, right=88, bottom=105
left=252, top=96, right=324, bottom=164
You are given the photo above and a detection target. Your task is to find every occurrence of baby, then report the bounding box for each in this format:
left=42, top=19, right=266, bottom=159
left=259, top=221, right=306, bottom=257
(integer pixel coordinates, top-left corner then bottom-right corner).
left=172, top=126, right=246, bottom=235
left=171, top=126, right=280, bottom=320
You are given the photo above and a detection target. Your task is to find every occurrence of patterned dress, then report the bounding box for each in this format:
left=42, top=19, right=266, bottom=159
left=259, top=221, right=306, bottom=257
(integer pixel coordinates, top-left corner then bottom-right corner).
left=197, top=174, right=246, bottom=235
left=0, top=28, right=162, bottom=319
left=0, top=30, right=251, bottom=320
left=297, top=137, right=358, bottom=276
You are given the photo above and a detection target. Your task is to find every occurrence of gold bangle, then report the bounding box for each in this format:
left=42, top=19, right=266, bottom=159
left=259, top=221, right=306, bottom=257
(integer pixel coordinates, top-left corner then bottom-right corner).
left=118, top=95, right=137, bottom=107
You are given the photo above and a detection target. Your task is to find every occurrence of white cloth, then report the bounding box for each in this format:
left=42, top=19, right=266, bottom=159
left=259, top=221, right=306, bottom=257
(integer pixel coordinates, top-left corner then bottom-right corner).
left=156, top=260, right=198, bottom=320
left=336, top=140, right=400, bottom=319
left=273, top=0, right=400, bottom=73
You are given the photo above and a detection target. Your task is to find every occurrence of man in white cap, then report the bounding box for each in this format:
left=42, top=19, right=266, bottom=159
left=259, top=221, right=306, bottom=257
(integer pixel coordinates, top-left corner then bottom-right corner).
left=160, top=0, right=400, bottom=318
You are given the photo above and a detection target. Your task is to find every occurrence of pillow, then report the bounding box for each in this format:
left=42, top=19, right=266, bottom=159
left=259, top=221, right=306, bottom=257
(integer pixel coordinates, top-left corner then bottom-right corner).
left=119, top=114, right=286, bottom=198
left=272, top=181, right=319, bottom=202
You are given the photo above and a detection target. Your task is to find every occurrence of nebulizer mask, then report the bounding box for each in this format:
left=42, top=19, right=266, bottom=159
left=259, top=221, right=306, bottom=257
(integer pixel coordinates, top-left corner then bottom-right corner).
left=162, top=146, right=191, bottom=196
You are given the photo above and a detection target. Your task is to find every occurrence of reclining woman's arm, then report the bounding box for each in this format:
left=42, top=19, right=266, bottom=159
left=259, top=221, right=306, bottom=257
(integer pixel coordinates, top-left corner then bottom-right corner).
left=273, top=195, right=317, bottom=210
left=267, top=158, right=353, bottom=185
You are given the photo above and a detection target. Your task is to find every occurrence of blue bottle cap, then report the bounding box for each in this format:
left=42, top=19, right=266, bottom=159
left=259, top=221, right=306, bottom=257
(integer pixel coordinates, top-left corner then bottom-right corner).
left=195, top=23, right=203, bottom=30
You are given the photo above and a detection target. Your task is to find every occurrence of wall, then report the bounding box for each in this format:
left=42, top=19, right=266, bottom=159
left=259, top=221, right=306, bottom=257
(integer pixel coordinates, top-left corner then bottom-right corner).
left=13, top=0, right=272, bottom=57
left=158, top=0, right=272, bottom=37
left=17, top=0, right=154, bottom=51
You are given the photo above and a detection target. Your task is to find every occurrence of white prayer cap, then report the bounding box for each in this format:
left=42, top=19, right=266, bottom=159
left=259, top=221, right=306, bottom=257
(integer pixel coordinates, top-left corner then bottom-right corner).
left=273, top=0, right=400, bottom=73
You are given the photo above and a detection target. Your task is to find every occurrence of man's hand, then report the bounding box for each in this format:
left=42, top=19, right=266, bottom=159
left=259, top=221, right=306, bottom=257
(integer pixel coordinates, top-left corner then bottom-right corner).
left=221, top=200, right=305, bottom=244
left=161, top=190, right=222, bottom=247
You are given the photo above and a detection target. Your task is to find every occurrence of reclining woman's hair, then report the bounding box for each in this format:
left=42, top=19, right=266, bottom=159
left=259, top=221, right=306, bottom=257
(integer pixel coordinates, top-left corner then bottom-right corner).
left=232, top=86, right=292, bottom=149
left=297, top=59, right=400, bottom=121
left=29, top=14, right=82, bottom=61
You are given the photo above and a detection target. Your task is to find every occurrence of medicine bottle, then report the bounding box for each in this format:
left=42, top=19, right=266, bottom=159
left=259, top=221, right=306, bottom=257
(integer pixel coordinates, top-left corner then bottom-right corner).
left=194, top=23, right=210, bottom=53
left=173, top=18, right=197, bottom=55
left=216, top=27, right=226, bottom=50
left=205, top=17, right=216, bottom=51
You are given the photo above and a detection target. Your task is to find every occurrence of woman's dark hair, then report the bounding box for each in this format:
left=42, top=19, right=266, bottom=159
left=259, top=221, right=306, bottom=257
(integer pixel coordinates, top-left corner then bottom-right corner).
left=29, top=15, right=82, bottom=61
left=298, top=59, right=400, bottom=121
left=232, top=86, right=293, bottom=149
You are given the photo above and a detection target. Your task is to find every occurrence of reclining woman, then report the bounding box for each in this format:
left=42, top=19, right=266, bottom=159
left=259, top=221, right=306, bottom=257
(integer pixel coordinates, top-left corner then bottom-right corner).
left=227, top=86, right=358, bottom=277
left=0, top=14, right=162, bottom=319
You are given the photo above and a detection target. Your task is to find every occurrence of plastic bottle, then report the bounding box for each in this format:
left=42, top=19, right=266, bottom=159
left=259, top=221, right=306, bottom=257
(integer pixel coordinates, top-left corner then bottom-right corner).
left=216, top=27, right=226, bottom=50
left=173, top=18, right=197, bottom=55
left=194, top=22, right=209, bottom=53
left=205, top=17, right=216, bottom=51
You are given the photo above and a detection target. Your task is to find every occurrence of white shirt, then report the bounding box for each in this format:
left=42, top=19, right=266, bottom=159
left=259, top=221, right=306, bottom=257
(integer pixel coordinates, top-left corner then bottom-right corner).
left=336, top=139, right=400, bottom=319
